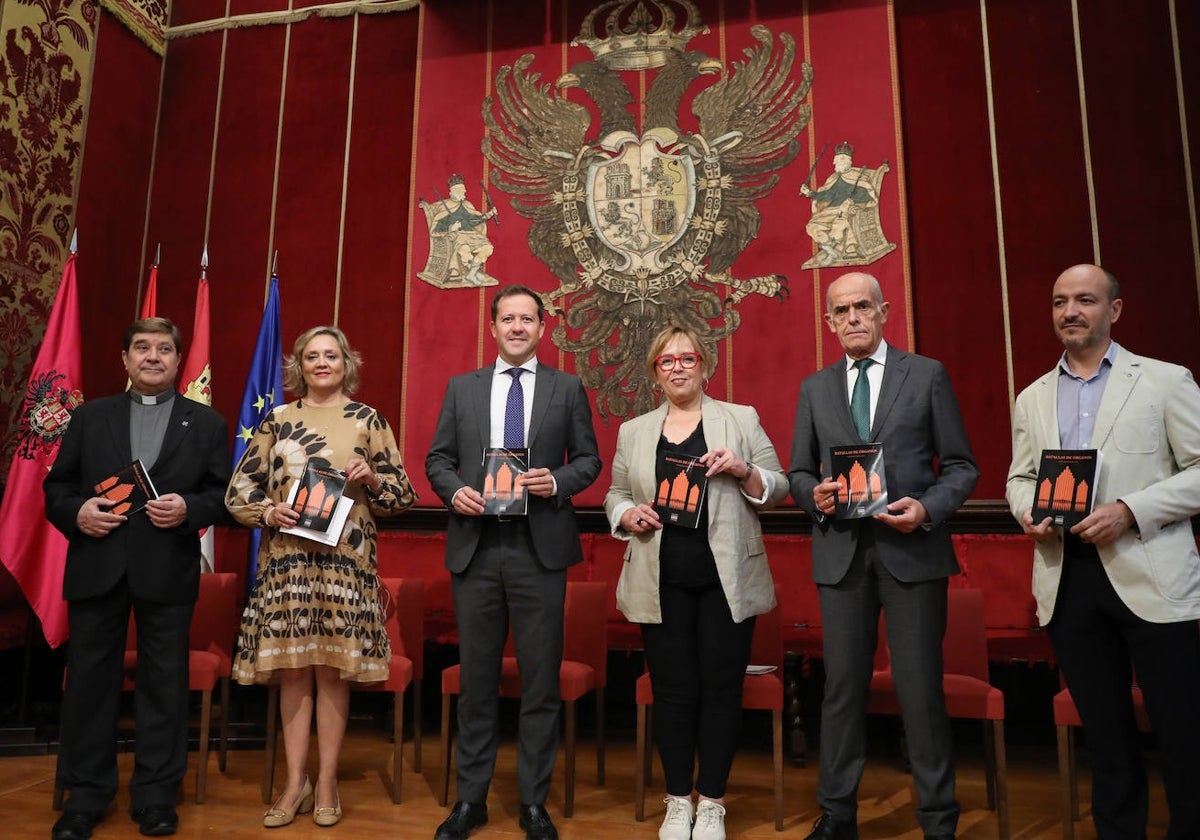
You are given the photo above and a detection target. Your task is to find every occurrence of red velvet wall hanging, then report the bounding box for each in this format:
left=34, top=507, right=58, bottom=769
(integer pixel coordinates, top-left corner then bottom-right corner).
left=405, top=0, right=914, bottom=508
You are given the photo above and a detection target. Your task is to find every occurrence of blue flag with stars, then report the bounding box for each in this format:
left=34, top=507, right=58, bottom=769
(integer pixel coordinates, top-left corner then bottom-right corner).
left=233, top=276, right=283, bottom=587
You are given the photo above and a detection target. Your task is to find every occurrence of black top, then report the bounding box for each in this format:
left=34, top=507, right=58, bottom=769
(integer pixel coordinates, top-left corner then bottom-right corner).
left=656, top=422, right=719, bottom=587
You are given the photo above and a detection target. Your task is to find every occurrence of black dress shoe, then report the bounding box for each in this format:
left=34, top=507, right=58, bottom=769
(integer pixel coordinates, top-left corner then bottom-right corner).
left=51, top=811, right=102, bottom=840
left=434, top=801, right=488, bottom=840
left=131, top=805, right=178, bottom=837
left=518, top=803, right=558, bottom=840
left=924, top=835, right=956, bottom=840
left=804, top=813, right=859, bottom=840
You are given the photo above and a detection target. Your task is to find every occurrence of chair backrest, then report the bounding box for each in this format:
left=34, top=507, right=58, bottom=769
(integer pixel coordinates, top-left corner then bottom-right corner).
left=379, top=577, right=425, bottom=677
left=873, top=587, right=989, bottom=681
left=942, top=587, right=990, bottom=681
left=189, top=572, right=242, bottom=669
left=748, top=584, right=784, bottom=672
left=562, top=580, right=608, bottom=686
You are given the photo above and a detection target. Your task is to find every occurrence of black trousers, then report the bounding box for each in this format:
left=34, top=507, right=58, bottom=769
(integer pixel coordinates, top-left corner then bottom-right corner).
left=641, top=581, right=755, bottom=799
left=816, top=538, right=958, bottom=837
left=58, top=578, right=193, bottom=813
left=1048, top=537, right=1200, bottom=840
left=451, top=519, right=566, bottom=805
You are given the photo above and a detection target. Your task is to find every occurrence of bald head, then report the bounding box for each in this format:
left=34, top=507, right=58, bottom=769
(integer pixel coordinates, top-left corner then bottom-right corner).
left=824, top=272, right=889, bottom=360
left=1057, top=263, right=1120, bottom=302
left=1052, top=263, right=1122, bottom=357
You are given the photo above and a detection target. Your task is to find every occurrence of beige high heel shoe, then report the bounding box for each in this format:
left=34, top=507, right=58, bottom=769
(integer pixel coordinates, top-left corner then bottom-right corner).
left=313, top=790, right=342, bottom=827
left=263, top=776, right=314, bottom=828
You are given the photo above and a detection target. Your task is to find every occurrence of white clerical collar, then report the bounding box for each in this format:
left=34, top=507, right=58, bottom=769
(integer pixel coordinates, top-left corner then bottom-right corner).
left=128, top=389, right=176, bottom=406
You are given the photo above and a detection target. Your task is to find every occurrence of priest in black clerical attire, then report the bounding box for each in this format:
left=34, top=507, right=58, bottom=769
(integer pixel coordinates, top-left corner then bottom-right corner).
left=44, top=316, right=230, bottom=840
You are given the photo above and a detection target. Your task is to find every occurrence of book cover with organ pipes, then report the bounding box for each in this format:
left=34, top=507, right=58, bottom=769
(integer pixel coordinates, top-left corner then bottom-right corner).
left=654, top=450, right=708, bottom=529
left=829, top=443, right=888, bottom=519
left=94, top=459, right=158, bottom=516
left=292, top=459, right=347, bottom=531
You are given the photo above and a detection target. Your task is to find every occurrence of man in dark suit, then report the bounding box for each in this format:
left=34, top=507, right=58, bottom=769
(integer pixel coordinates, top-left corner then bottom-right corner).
left=44, top=317, right=230, bottom=840
left=425, top=285, right=601, bottom=840
left=789, top=273, right=978, bottom=840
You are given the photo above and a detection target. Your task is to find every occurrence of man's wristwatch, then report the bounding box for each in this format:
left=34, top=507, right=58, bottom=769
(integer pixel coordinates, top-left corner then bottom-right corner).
left=739, top=463, right=755, bottom=484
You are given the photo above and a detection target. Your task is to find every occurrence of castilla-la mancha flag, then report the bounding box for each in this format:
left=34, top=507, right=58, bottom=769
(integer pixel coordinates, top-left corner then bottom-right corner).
left=0, top=252, right=84, bottom=647
left=179, top=273, right=214, bottom=571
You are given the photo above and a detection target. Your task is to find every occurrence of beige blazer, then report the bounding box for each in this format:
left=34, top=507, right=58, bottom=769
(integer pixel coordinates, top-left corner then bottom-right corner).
left=1006, top=346, right=1200, bottom=625
left=604, top=396, right=788, bottom=624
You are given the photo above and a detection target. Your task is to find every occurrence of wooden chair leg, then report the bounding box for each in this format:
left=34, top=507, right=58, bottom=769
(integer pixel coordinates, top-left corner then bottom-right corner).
left=217, top=677, right=230, bottom=773
left=983, top=721, right=997, bottom=810
left=644, top=712, right=654, bottom=787
left=391, top=689, right=404, bottom=804
left=1057, top=723, right=1076, bottom=840
left=634, top=701, right=647, bottom=822
left=564, top=699, right=576, bottom=818
left=772, top=709, right=784, bottom=831
left=595, top=687, right=605, bottom=786
left=412, top=677, right=423, bottom=774
left=440, top=692, right=453, bottom=807
left=195, top=689, right=211, bottom=804
left=991, top=720, right=1009, bottom=840
left=262, top=684, right=279, bottom=804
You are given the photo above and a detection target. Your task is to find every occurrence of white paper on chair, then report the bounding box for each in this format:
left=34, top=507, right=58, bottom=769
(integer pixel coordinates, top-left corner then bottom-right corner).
left=745, top=664, right=777, bottom=675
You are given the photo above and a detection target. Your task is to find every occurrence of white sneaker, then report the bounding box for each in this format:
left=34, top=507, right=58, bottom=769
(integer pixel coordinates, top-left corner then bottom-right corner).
left=659, top=795, right=694, bottom=840
left=692, top=800, right=726, bottom=840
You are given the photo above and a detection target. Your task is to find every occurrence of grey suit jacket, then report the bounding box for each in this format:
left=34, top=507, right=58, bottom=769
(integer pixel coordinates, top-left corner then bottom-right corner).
left=425, top=361, right=601, bottom=573
left=44, top=392, right=231, bottom=603
left=604, top=397, right=789, bottom=624
left=789, top=345, right=979, bottom=585
left=1006, top=346, right=1200, bottom=624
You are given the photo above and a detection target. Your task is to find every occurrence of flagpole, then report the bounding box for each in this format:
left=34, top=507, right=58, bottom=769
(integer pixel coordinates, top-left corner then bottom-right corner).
left=234, top=262, right=284, bottom=593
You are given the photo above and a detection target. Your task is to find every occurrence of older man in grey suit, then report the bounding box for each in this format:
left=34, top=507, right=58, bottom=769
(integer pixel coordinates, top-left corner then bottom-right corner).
left=426, top=284, right=601, bottom=840
left=1007, top=264, right=1200, bottom=839
left=789, top=272, right=978, bottom=840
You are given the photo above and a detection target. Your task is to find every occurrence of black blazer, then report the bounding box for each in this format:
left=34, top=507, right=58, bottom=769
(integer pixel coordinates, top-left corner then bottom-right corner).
left=44, top=392, right=230, bottom=603
left=425, top=362, right=601, bottom=573
left=789, top=346, right=979, bottom=585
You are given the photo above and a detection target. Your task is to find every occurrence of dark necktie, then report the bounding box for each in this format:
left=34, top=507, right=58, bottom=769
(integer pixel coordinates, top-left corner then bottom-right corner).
left=504, top=368, right=525, bottom=448
left=851, top=358, right=873, bottom=442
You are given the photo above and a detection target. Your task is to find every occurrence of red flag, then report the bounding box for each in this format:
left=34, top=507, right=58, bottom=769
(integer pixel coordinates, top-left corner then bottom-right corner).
left=140, top=261, right=158, bottom=318
left=180, top=276, right=211, bottom=405
left=180, top=275, right=214, bottom=570
left=0, top=253, right=84, bottom=648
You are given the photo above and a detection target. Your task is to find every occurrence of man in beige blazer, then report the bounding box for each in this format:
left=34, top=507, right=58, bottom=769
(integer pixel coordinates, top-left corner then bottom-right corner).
left=1007, top=263, right=1200, bottom=840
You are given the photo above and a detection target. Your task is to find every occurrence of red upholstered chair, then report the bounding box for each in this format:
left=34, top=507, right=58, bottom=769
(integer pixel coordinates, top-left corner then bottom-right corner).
left=439, top=580, right=607, bottom=817
left=867, top=587, right=1009, bottom=840
left=261, top=577, right=424, bottom=804
left=1053, top=683, right=1151, bottom=840
left=52, top=572, right=241, bottom=809
left=634, top=587, right=786, bottom=831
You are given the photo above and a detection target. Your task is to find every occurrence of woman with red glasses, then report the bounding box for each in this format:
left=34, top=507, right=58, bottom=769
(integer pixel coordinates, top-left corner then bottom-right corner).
left=605, top=325, right=788, bottom=840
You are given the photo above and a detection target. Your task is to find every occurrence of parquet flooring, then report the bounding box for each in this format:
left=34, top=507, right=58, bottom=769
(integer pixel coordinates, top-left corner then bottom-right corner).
left=0, top=720, right=1169, bottom=839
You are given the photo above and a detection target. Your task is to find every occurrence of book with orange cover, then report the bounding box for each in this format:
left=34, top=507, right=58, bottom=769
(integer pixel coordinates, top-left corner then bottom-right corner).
left=93, top=459, right=158, bottom=516
left=482, top=447, right=528, bottom=516
left=653, top=449, right=708, bottom=529
left=291, top=458, right=347, bottom=532
left=829, top=443, right=888, bottom=519
left=1032, top=448, right=1101, bottom=527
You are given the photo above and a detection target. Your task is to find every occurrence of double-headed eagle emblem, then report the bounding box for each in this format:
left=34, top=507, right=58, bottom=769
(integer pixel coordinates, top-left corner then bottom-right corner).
left=483, top=0, right=812, bottom=421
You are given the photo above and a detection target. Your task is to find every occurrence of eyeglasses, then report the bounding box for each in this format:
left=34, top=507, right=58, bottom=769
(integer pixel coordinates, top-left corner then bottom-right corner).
left=654, top=353, right=701, bottom=372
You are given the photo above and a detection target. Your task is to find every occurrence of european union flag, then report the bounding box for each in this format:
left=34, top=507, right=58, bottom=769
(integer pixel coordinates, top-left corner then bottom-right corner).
left=233, top=276, right=283, bottom=587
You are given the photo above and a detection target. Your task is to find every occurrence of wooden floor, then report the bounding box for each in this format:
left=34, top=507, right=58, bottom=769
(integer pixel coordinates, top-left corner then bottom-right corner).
left=0, top=721, right=1170, bottom=840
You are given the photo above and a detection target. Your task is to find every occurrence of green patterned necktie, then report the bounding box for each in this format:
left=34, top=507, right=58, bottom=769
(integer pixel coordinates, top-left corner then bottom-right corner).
left=851, top=358, right=874, bottom=442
